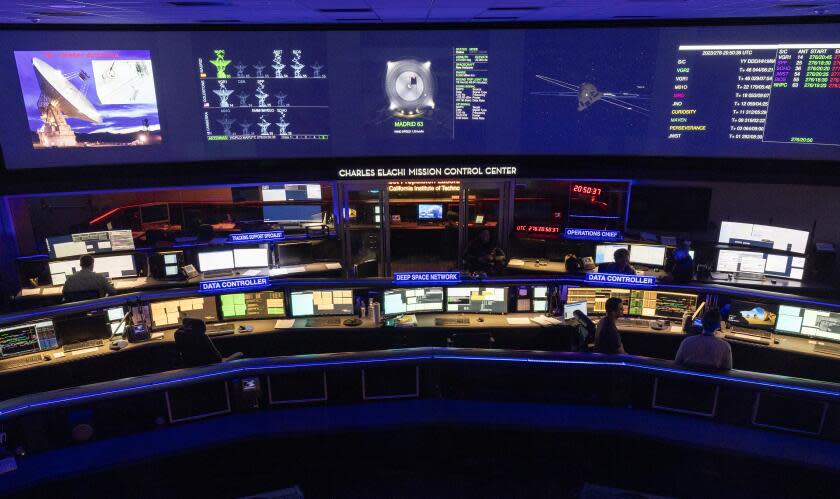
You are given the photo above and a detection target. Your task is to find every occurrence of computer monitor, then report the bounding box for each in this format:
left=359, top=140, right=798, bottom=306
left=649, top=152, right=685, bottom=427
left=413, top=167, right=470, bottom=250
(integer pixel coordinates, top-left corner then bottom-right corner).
left=0, top=321, right=57, bottom=358
left=628, top=291, right=698, bottom=319
left=718, top=221, right=809, bottom=255
left=56, top=313, right=112, bottom=346
left=727, top=300, right=779, bottom=331
left=275, top=242, right=314, bottom=266
left=140, top=204, right=169, bottom=224
left=716, top=249, right=805, bottom=280
left=197, top=250, right=235, bottom=272
left=445, top=287, right=508, bottom=314
left=594, top=244, right=629, bottom=265
left=164, top=252, right=180, bottom=277
left=149, top=297, right=219, bottom=329
left=418, top=204, right=444, bottom=220
left=382, top=287, right=444, bottom=315
left=46, top=230, right=135, bottom=258
left=290, top=289, right=354, bottom=317
left=565, top=287, right=632, bottom=315
left=564, top=301, right=588, bottom=320
left=106, top=306, right=128, bottom=335
left=262, top=183, right=322, bottom=201
left=219, top=291, right=286, bottom=320
left=263, top=204, right=323, bottom=223
left=48, top=254, right=136, bottom=285
left=776, top=305, right=840, bottom=343
left=533, top=286, right=549, bottom=312
left=629, top=245, right=667, bottom=267
left=233, top=247, right=269, bottom=269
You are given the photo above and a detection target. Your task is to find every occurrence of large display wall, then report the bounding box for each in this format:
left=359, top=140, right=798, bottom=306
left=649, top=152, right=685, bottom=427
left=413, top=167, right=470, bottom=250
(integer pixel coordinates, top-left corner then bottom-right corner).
left=1, top=23, right=839, bottom=169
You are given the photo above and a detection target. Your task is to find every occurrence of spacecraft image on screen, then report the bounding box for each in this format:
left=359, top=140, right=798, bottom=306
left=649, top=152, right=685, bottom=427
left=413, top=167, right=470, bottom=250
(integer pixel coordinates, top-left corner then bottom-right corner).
left=385, top=59, right=435, bottom=118
left=531, top=75, right=651, bottom=116
left=14, top=50, right=161, bottom=148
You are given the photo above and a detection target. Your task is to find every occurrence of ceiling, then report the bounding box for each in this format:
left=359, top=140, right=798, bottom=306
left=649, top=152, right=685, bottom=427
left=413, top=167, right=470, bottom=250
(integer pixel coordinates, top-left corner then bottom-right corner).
left=1, top=0, right=838, bottom=25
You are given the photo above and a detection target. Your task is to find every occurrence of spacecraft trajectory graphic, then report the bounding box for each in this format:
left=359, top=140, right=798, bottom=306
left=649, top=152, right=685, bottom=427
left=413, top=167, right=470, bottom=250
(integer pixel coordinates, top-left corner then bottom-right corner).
left=385, top=59, right=435, bottom=118
left=532, top=74, right=651, bottom=116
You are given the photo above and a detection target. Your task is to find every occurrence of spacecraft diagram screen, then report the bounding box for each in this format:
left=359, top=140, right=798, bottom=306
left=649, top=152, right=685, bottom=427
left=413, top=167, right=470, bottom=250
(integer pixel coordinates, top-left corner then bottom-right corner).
left=1, top=24, right=840, bottom=169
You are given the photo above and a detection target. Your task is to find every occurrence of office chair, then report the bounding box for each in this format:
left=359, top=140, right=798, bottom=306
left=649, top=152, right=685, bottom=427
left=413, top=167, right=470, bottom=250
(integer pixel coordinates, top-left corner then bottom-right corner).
left=62, top=289, right=102, bottom=303
left=174, top=318, right=243, bottom=367
left=572, top=309, right=597, bottom=352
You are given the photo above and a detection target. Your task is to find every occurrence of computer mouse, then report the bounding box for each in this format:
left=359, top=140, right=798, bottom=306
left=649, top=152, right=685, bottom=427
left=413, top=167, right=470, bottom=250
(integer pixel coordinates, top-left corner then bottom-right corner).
left=477, top=317, right=484, bottom=323
left=109, top=339, right=128, bottom=350
left=43, top=354, right=51, bottom=361
left=238, top=325, right=254, bottom=333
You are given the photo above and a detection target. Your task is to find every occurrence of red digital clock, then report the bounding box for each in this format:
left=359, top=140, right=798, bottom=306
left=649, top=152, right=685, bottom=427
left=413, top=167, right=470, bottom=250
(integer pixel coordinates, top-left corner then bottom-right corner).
left=571, top=184, right=603, bottom=196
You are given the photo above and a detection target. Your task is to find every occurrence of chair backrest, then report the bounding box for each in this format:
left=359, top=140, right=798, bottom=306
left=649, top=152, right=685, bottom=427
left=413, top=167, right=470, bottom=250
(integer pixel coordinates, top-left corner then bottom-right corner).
left=62, top=289, right=101, bottom=303
left=174, top=318, right=222, bottom=367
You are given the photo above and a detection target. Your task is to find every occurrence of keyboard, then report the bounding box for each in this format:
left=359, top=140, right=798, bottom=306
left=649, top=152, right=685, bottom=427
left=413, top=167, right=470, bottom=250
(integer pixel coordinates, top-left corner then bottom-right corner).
left=307, top=317, right=343, bottom=327
left=724, top=332, right=771, bottom=345
left=1, top=353, right=44, bottom=370
left=814, top=342, right=840, bottom=357
left=435, top=317, right=471, bottom=326
left=63, top=339, right=104, bottom=353
left=617, top=318, right=653, bottom=327
left=203, top=269, right=235, bottom=279
left=729, top=328, right=772, bottom=340
left=734, top=272, right=765, bottom=281
left=206, top=323, right=236, bottom=336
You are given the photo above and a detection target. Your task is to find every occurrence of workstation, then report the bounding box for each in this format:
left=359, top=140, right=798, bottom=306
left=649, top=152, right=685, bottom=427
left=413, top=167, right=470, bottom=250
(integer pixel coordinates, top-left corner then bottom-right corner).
left=0, top=8, right=839, bottom=497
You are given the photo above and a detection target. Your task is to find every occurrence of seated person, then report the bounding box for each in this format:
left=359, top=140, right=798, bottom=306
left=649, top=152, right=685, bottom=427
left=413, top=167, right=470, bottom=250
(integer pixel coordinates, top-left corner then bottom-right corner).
left=675, top=308, right=733, bottom=370
left=597, top=248, right=636, bottom=275
left=62, top=254, right=117, bottom=300
left=666, top=241, right=694, bottom=283
left=463, top=229, right=506, bottom=274
left=594, top=297, right=626, bottom=354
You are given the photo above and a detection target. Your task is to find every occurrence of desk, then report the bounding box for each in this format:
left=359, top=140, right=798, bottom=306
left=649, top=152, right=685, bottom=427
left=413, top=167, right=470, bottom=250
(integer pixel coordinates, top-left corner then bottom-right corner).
left=506, top=258, right=567, bottom=274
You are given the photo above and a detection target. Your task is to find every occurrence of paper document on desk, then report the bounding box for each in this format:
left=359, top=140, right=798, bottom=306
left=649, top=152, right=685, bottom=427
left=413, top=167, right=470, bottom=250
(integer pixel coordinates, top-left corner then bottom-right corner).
left=20, top=288, right=41, bottom=296
left=285, top=266, right=306, bottom=274
left=507, top=259, right=525, bottom=267
left=242, top=269, right=262, bottom=277
left=269, top=267, right=287, bottom=276
left=530, top=315, right=562, bottom=326
left=274, top=319, right=296, bottom=329
left=506, top=317, right=532, bottom=325
left=325, top=263, right=342, bottom=270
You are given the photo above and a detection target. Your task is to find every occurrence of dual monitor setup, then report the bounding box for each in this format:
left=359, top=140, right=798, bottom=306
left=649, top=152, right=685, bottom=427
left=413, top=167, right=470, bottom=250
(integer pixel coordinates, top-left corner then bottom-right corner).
left=594, top=243, right=676, bottom=267
left=714, top=221, right=810, bottom=281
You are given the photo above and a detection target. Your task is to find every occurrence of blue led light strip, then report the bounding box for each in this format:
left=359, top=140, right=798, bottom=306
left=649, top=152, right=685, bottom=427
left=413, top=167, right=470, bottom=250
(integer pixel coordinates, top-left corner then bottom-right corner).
left=1, top=352, right=837, bottom=420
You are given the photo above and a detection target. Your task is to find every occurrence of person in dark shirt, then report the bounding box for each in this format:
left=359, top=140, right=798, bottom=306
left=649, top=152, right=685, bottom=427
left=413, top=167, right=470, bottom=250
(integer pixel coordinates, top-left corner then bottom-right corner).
left=464, top=229, right=506, bottom=274
left=62, top=254, right=116, bottom=300
left=666, top=241, right=694, bottom=283
left=595, top=296, right=626, bottom=354
left=597, top=248, right=636, bottom=275
left=675, top=308, right=733, bottom=370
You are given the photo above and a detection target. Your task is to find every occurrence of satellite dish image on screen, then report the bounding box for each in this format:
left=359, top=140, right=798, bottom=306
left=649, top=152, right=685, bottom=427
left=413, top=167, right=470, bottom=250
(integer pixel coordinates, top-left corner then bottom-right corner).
left=13, top=50, right=161, bottom=149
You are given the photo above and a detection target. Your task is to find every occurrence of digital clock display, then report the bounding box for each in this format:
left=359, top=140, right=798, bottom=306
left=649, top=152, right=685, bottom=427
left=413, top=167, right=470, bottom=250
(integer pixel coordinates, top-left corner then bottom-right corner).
left=571, top=184, right=603, bottom=196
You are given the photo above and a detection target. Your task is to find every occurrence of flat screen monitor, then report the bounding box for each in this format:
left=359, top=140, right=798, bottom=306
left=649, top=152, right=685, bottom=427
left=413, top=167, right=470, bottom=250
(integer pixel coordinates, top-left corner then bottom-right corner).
left=718, top=221, right=809, bottom=255
left=445, top=287, right=508, bottom=314
left=0, top=321, right=58, bottom=358
left=418, top=204, right=444, bottom=220
left=776, top=305, right=840, bottom=343
left=262, top=184, right=322, bottom=201
left=140, top=204, right=169, bottom=224
left=49, top=254, right=136, bottom=285
left=727, top=300, right=779, bottom=331
left=628, top=291, right=698, bottom=319
left=56, top=313, right=112, bottom=345
left=220, top=291, right=286, bottom=320
left=263, top=204, right=323, bottom=223
left=233, top=247, right=269, bottom=269
left=149, top=297, right=219, bottom=329
left=565, top=287, right=632, bottom=315
left=629, top=245, right=667, bottom=267
left=197, top=250, right=235, bottom=272
left=564, top=301, right=588, bottom=320
left=46, top=230, right=135, bottom=258
left=290, top=289, right=354, bottom=317
left=595, top=244, right=629, bottom=265
left=532, top=286, right=549, bottom=312
left=382, top=287, right=444, bottom=315
left=716, top=249, right=805, bottom=280
left=276, top=242, right=314, bottom=266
